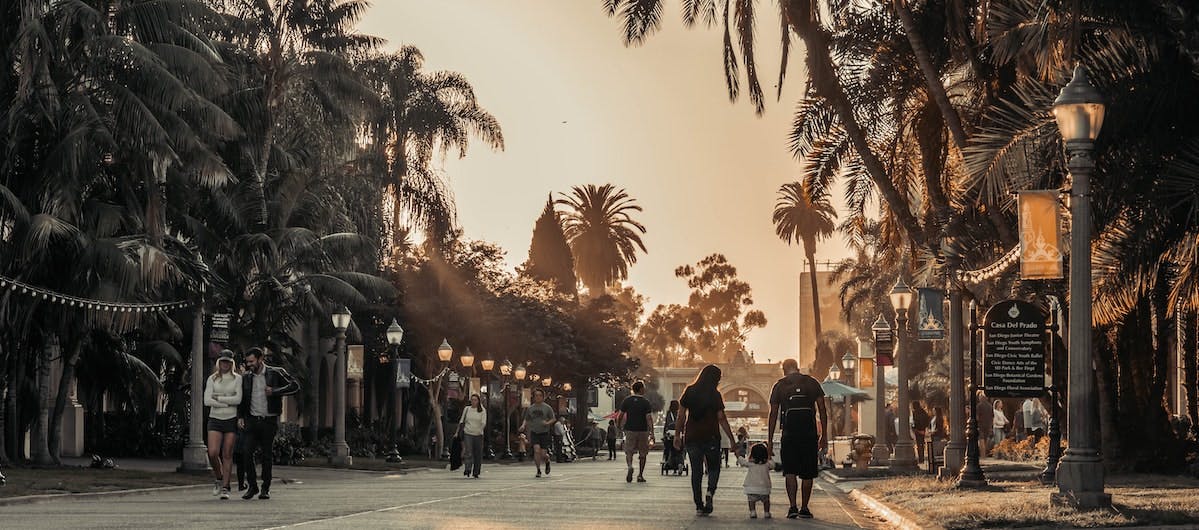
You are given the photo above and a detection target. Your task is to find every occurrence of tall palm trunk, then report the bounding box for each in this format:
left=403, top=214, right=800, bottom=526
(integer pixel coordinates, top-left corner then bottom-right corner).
left=30, top=336, right=55, bottom=465
left=48, top=340, right=83, bottom=465
left=0, top=344, right=8, bottom=465
left=804, top=248, right=823, bottom=340
left=1183, top=309, right=1198, bottom=435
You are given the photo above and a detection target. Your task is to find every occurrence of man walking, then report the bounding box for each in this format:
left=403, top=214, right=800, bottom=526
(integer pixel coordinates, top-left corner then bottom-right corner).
left=618, top=380, right=653, bottom=483
left=237, top=347, right=299, bottom=500
left=767, top=359, right=827, bottom=519
left=519, top=388, right=556, bottom=477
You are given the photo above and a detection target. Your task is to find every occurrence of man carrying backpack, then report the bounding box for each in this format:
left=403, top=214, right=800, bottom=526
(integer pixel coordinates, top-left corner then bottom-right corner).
left=767, top=359, right=827, bottom=519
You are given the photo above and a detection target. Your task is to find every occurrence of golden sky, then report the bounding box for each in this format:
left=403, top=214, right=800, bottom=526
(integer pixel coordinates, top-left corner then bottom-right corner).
left=359, top=1, right=854, bottom=363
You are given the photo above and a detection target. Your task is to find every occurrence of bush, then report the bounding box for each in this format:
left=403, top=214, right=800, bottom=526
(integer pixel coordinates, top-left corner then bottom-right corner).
left=992, top=436, right=1052, bottom=462
left=92, top=412, right=184, bottom=458
left=272, top=423, right=309, bottom=465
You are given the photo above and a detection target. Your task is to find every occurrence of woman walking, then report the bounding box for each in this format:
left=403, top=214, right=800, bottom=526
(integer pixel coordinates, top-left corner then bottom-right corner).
left=457, top=394, right=487, bottom=478
left=204, top=351, right=242, bottom=499
left=675, top=364, right=738, bottom=516
left=662, top=400, right=679, bottom=470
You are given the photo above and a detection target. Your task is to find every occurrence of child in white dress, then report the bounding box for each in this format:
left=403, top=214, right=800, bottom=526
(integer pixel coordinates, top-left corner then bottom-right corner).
left=739, top=442, right=773, bottom=519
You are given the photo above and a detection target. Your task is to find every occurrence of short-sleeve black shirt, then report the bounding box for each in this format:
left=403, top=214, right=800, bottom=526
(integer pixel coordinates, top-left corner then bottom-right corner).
left=769, top=373, right=825, bottom=429
left=619, top=394, right=653, bottom=432
left=680, top=388, right=725, bottom=444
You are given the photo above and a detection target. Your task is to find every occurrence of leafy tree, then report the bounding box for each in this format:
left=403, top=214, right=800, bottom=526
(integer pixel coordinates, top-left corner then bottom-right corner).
left=521, top=196, right=578, bottom=297
left=556, top=184, right=647, bottom=297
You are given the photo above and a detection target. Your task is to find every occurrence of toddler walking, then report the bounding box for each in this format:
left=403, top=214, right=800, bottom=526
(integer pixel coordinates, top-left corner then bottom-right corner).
left=739, top=442, right=773, bottom=519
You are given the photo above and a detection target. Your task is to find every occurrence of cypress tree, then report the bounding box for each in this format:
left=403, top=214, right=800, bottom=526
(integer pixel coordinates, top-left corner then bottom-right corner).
left=524, top=195, right=578, bottom=296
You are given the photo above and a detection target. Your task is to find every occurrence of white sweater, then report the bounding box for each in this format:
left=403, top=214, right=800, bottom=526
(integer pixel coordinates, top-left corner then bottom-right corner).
left=204, top=373, right=243, bottom=420
left=460, top=407, right=487, bottom=437
left=740, top=456, right=774, bottom=496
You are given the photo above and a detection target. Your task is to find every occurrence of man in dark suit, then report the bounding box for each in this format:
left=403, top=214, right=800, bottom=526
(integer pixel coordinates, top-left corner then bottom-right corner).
left=237, top=347, right=299, bottom=500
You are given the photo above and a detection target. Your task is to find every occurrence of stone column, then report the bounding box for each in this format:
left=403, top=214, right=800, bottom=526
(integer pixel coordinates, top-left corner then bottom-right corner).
left=179, top=308, right=208, bottom=472
left=61, top=375, right=85, bottom=457
left=940, top=288, right=966, bottom=479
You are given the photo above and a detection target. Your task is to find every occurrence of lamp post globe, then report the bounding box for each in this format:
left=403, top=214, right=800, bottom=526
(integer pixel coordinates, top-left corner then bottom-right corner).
left=514, top=364, right=526, bottom=381
left=460, top=349, right=475, bottom=368
left=437, top=338, right=453, bottom=363
left=829, top=363, right=842, bottom=382
left=332, top=306, right=352, bottom=331
left=386, top=319, right=404, bottom=346
left=888, top=277, right=913, bottom=312
left=481, top=357, right=495, bottom=373
left=841, top=350, right=857, bottom=372
left=1051, top=64, right=1110, bottom=509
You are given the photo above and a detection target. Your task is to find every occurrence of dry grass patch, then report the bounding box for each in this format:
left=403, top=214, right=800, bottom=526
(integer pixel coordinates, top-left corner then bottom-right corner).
left=861, top=474, right=1199, bottom=529
left=0, top=467, right=207, bottom=498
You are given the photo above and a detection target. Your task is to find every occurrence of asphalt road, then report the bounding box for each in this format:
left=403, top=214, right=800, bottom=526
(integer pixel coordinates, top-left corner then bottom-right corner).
left=0, top=457, right=874, bottom=529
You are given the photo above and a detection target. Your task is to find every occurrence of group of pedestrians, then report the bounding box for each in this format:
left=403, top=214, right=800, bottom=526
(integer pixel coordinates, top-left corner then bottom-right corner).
left=202, top=348, right=299, bottom=500
left=606, top=359, right=827, bottom=520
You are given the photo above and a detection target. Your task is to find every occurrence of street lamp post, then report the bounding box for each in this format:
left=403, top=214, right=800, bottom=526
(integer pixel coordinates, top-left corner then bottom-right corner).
left=500, top=360, right=514, bottom=459
left=481, top=356, right=496, bottom=459
left=1042, top=297, right=1063, bottom=483
left=958, top=301, right=987, bottom=487
left=384, top=319, right=404, bottom=463
left=889, top=277, right=917, bottom=471
left=1051, top=65, right=1111, bottom=509
left=514, top=364, right=527, bottom=460
left=331, top=306, right=353, bottom=467
left=941, top=288, right=967, bottom=480
left=433, top=338, right=453, bottom=460
left=871, top=315, right=892, bottom=465
left=841, top=351, right=857, bottom=435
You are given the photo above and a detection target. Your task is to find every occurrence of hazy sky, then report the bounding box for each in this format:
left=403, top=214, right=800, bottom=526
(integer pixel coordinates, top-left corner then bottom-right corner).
left=359, top=1, right=853, bottom=363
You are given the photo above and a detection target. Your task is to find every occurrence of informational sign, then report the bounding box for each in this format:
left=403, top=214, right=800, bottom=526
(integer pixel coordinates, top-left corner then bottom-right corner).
left=209, top=313, right=231, bottom=343
left=1019, top=191, right=1064, bottom=279
left=916, top=288, right=946, bottom=341
left=346, top=345, right=364, bottom=380
left=874, top=329, right=894, bottom=367
left=395, top=359, right=411, bottom=389
left=983, top=300, right=1047, bottom=397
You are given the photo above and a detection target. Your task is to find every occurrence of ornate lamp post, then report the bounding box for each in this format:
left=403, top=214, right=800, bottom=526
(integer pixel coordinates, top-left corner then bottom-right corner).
left=384, top=319, right=404, bottom=463
left=500, top=360, right=514, bottom=459
left=480, top=356, right=496, bottom=459
left=841, top=350, right=857, bottom=435
left=1041, top=297, right=1064, bottom=483
left=433, top=338, right=454, bottom=459
left=871, top=315, right=892, bottom=465
left=1051, top=65, right=1110, bottom=509
left=331, top=306, right=353, bottom=467
left=958, top=301, right=987, bottom=487
left=514, top=364, right=528, bottom=460
left=889, top=277, right=917, bottom=471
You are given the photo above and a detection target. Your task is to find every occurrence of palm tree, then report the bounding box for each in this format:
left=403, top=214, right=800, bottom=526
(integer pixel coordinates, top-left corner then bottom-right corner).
left=773, top=182, right=836, bottom=343
left=555, top=184, right=648, bottom=297
left=357, top=47, right=504, bottom=248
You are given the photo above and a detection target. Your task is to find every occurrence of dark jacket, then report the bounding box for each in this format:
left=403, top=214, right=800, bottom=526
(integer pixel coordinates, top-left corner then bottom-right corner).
left=238, top=365, right=299, bottom=418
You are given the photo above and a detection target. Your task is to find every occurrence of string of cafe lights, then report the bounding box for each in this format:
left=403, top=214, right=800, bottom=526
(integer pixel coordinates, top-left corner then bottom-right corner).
left=0, top=274, right=192, bottom=313
left=954, top=245, right=1020, bottom=285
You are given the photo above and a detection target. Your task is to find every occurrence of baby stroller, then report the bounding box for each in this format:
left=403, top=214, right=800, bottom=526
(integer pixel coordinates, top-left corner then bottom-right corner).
left=659, top=430, right=689, bottom=476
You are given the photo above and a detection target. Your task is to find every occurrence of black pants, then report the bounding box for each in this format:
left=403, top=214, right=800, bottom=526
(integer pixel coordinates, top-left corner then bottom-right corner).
left=244, top=416, right=279, bottom=491
left=607, top=439, right=616, bottom=459
left=686, top=439, right=722, bottom=509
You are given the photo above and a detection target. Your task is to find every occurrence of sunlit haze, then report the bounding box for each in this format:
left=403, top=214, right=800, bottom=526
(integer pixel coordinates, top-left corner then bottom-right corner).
left=358, top=1, right=854, bottom=362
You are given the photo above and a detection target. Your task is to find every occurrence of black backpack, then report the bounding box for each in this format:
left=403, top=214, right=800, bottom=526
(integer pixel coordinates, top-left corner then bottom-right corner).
left=781, top=380, right=817, bottom=437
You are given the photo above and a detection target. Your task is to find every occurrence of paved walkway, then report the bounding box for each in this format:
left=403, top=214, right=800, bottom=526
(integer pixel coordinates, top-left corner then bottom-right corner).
left=1, top=458, right=873, bottom=529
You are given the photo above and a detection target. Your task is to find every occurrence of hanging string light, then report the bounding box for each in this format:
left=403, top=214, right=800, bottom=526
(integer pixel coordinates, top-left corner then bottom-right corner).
left=0, top=273, right=193, bottom=313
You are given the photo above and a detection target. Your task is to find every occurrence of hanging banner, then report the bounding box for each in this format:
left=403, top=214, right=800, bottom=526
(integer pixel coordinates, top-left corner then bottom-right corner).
left=1019, top=191, right=1064, bottom=279
left=858, top=358, right=875, bottom=388
left=346, top=345, right=364, bottom=380
left=395, top=359, right=411, bottom=388
left=983, top=300, right=1047, bottom=397
left=916, top=288, right=946, bottom=340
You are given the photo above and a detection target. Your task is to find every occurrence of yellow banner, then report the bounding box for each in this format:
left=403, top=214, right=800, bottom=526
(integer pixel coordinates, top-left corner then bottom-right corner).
left=1019, top=191, right=1063, bottom=280
left=858, top=358, right=874, bottom=388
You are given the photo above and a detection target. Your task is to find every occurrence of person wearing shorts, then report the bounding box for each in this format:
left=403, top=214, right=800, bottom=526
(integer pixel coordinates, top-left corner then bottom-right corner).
left=768, top=359, right=827, bottom=519
left=618, top=380, right=654, bottom=483
left=204, top=351, right=242, bottom=500
left=520, top=388, right=557, bottom=477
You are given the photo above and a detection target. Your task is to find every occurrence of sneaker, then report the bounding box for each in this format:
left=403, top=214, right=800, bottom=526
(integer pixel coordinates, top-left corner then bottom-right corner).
left=787, top=506, right=799, bottom=519
left=749, top=510, right=758, bottom=519
left=703, top=495, right=714, bottom=514
left=764, top=512, right=772, bottom=519
left=696, top=508, right=707, bottom=517
left=242, top=487, right=259, bottom=500
left=545, top=462, right=551, bottom=474
left=626, top=468, right=634, bottom=483
left=219, top=488, right=230, bottom=500
left=212, top=481, right=221, bottom=496
left=798, top=507, right=813, bottom=519
left=536, top=470, right=542, bottom=478
left=258, top=491, right=270, bottom=500
left=636, top=476, right=646, bottom=483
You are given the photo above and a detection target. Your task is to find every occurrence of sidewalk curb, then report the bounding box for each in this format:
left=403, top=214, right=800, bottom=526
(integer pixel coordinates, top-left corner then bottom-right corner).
left=0, top=484, right=207, bottom=507
left=849, top=489, right=945, bottom=530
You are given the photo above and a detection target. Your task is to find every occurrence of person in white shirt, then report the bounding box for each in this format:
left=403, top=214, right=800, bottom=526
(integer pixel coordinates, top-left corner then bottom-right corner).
left=456, top=394, right=487, bottom=478
left=738, top=442, right=774, bottom=519
left=993, top=401, right=1010, bottom=446
left=203, top=352, right=242, bottom=499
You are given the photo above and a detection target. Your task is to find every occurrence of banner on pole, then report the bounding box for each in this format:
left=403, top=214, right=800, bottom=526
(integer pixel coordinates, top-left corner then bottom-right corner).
left=916, top=288, right=946, bottom=340
left=1019, top=191, right=1063, bottom=279
left=396, top=359, right=411, bottom=388
left=347, top=345, right=364, bottom=380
